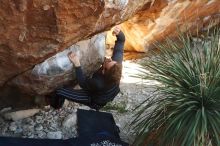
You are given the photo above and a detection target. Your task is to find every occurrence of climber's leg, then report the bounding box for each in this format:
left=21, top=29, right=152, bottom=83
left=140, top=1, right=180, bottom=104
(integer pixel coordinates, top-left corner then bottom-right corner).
left=56, top=87, right=91, bottom=105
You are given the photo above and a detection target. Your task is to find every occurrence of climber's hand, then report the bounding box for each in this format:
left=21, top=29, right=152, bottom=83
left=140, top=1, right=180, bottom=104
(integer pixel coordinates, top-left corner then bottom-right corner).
left=68, top=52, right=80, bottom=67
left=112, top=25, right=121, bottom=36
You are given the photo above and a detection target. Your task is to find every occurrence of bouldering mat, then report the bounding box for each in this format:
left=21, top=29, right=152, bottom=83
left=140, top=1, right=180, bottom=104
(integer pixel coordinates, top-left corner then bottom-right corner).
left=0, top=109, right=129, bottom=146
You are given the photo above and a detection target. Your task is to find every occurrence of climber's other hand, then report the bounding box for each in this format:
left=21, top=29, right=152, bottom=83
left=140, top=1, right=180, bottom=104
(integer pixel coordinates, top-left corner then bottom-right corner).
left=68, top=52, right=80, bottom=67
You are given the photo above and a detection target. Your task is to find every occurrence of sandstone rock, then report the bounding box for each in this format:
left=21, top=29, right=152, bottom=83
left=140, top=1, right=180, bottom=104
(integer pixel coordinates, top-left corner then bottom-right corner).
left=107, top=0, right=220, bottom=52
left=9, top=33, right=106, bottom=95
left=0, top=0, right=151, bottom=87
left=3, top=109, right=40, bottom=121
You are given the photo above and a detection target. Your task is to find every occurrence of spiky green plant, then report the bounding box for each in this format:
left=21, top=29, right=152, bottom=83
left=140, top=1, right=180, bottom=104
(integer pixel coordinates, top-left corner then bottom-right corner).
left=131, top=27, right=220, bottom=146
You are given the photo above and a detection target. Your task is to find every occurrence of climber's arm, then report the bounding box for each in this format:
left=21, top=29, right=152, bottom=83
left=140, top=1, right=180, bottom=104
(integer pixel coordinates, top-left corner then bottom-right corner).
left=68, top=52, right=103, bottom=91
left=111, top=27, right=125, bottom=64
left=68, top=52, right=87, bottom=89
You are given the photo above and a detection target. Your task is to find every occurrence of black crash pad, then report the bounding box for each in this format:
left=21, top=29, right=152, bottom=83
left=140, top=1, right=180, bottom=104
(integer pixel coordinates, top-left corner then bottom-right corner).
left=77, top=109, right=120, bottom=139
left=0, top=137, right=71, bottom=146
left=0, top=109, right=129, bottom=146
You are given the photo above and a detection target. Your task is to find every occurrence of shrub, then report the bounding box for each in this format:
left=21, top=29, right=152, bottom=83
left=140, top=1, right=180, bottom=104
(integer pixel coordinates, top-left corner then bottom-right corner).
left=131, top=27, right=220, bottom=146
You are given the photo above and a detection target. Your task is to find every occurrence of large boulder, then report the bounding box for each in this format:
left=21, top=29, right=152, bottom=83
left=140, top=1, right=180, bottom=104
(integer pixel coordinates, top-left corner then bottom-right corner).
left=0, top=0, right=152, bottom=87
left=10, top=33, right=106, bottom=95
left=120, top=0, right=220, bottom=52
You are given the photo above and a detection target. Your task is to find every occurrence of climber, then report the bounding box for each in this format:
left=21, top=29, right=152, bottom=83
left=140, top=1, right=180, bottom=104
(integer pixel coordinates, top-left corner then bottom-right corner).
left=47, top=25, right=125, bottom=110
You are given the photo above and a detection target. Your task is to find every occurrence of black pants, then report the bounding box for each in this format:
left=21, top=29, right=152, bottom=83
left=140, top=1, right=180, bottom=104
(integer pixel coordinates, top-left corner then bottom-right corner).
left=54, top=85, right=120, bottom=110
left=55, top=88, right=105, bottom=110
left=56, top=87, right=91, bottom=105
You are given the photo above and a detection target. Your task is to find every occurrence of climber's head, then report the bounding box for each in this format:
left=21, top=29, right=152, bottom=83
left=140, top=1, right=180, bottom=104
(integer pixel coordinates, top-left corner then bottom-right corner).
left=102, top=57, right=122, bottom=85
left=102, top=58, right=116, bottom=73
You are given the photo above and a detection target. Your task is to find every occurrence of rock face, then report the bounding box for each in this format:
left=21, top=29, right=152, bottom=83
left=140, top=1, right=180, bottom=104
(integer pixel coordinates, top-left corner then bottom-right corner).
left=0, top=0, right=152, bottom=87
left=120, top=0, right=220, bottom=52
left=9, top=33, right=106, bottom=95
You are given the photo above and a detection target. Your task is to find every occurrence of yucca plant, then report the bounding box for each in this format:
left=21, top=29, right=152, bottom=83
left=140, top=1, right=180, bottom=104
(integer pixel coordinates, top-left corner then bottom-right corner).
left=131, top=27, right=220, bottom=146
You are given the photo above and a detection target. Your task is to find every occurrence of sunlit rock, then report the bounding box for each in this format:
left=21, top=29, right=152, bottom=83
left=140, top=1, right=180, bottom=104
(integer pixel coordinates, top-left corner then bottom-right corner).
left=120, top=0, right=220, bottom=52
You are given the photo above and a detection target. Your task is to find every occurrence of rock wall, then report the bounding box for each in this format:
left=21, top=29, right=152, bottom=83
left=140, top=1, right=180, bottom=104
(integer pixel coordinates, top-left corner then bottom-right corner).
left=120, top=0, right=220, bottom=52
left=0, top=0, right=153, bottom=87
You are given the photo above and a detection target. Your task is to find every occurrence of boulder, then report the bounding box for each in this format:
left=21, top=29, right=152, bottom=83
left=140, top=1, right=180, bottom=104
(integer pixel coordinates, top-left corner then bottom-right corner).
left=0, top=0, right=151, bottom=87
left=119, top=0, right=220, bottom=52
left=9, top=33, right=106, bottom=95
